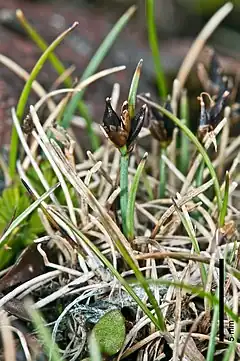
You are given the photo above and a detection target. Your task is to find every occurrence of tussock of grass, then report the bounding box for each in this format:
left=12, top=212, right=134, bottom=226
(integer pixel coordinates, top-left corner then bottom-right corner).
left=0, top=2, right=239, bottom=361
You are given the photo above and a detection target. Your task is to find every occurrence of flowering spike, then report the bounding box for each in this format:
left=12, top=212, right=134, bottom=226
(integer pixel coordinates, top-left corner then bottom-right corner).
left=149, top=96, right=175, bottom=147
left=127, top=104, right=146, bottom=148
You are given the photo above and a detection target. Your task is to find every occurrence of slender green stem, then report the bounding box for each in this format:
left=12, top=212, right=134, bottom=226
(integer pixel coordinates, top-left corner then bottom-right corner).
left=9, top=22, right=78, bottom=178
left=138, top=96, right=222, bottom=212
left=180, top=89, right=190, bottom=175
left=159, top=148, right=167, bottom=198
left=120, top=147, right=129, bottom=237
left=146, top=0, right=167, bottom=98
left=62, top=6, right=136, bottom=130
left=127, top=153, right=148, bottom=241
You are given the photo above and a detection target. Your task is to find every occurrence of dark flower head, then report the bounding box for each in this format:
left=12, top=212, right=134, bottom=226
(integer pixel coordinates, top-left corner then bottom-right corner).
left=198, top=90, right=229, bottom=139
left=102, top=97, right=146, bottom=151
left=149, top=96, right=175, bottom=148
left=198, top=51, right=230, bottom=96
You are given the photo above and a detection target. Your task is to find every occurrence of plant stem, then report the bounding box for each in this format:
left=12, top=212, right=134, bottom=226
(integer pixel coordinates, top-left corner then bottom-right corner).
left=146, top=0, right=167, bottom=99
left=120, top=147, right=129, bottom=237
left=159, top=148, right=167, bottom=198
left=127, top=153, right=148, bottom=241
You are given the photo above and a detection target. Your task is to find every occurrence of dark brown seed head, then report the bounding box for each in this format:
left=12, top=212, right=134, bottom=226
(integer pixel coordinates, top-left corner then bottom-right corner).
left=127, top=104, right=146, bottom=149
left=198, top=90, right=229, bottom=139
left=149, top=97, right=175, bottom=147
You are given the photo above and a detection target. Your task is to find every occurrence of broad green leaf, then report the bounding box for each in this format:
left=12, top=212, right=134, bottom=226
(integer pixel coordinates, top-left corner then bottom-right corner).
left=93, top=310, right=125, bottom=356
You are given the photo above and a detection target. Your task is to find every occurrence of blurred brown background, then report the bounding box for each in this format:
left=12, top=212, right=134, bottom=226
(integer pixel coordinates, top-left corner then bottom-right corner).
left=0, top=0, right=240, bottom=146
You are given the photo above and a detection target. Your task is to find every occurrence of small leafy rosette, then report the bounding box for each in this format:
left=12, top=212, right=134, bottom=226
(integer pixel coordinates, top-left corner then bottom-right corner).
left=102, top=97, right=146, bottom=151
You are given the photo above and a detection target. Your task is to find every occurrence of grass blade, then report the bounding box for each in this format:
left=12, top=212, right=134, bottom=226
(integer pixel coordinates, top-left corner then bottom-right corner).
left=0, top=182, right=59, bottom=245
left=172, top=198, right=207, bottom=286
left=25, top=300, right=62, bottom=361
left=9, top=21, right=79, bottom=178
left=146, top=0, right=167, bottom=98
left=16, top=9, right=99, bottom=151
left=62, top=6, right=136, bottom=128
left=206, top=303, right=219, bottom=361
left=180, top=89, right=190, bottom=175
left=16, top=9, right=71, bottom=87
left=127, top=152, right=148, bottom=241
left=219, top=171, right=230, bottom=227
left=128, top=59, right=143, bottom=119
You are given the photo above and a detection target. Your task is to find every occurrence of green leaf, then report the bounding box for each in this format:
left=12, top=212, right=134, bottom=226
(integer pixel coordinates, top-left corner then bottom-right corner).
left=146, top=0, right=167, bottom=98
left=93, top=310, right=125, bottom=356
left=9, top=21, right=79, bottom=178
left=62, top=5, right=136, bottom=129
left=128, top=59, right=143, bottom=119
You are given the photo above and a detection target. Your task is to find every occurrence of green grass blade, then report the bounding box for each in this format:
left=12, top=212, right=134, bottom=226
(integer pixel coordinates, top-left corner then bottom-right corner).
left=16, top=9, right=72, bottom=87
left=26, top=301, right=62, bottom=361
left=172, top=198, right=207, bottom=286
left=48, top=208, right=162, bottom=330
left=219, top=171, right=230, bottom=227
left=146, top=0, right=167, bottom=99
left=138, top=96, right=222, bottom=212
left=180, top=89, right=190, bottom=175
left=16, top=10, right=99, bottom=151
left=0, top=182, right=59, bottom=245
left=128, top=59, right=143, bottom=119
left=127, top=152, right=148, bottom=241
left=62, top=5, right=136, bottom=129
left=9, top=21, right=78, bottom=178
left=206, top=303, right=220, bottom=361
